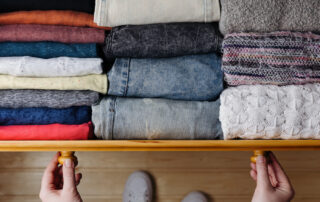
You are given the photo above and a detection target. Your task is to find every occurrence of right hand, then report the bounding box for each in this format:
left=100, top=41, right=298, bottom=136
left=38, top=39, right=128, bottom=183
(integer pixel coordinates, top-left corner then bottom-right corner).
left=250, top=152, right=295, bottom=202
left=39, top=152, right=83, bottom=202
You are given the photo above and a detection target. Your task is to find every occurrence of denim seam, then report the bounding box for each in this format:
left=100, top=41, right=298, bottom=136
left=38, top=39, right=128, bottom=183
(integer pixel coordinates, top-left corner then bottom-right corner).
left=107, top=97, right=116, bottom=140
left=124, top=59, right=131, bottom=96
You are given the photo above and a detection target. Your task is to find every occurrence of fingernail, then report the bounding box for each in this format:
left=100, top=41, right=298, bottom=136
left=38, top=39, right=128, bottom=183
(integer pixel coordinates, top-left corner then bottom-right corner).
left=257, top=155, right=265, bottom=163
left=65, top=159, right=72, bottom=168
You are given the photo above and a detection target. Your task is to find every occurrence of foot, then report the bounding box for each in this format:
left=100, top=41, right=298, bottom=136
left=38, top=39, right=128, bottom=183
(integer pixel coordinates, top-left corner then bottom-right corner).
left=182, top=191, right=208, bottom=202
left=123, top=171, right=153, bottom=202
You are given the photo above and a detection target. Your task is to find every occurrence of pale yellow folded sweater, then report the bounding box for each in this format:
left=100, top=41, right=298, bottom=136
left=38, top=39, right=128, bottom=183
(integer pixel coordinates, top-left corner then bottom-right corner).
left=0, top=74, right=107, bottom=94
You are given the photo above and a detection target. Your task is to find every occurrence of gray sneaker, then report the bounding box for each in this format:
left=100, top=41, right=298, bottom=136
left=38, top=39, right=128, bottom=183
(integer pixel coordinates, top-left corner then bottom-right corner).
left=123, top=171, right=153, bottom=202
left=181, top=191, right=208, bottom=202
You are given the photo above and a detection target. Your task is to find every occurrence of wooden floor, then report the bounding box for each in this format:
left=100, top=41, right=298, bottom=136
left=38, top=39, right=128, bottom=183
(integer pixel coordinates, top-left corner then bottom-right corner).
left=0, top=151, right=319, bottom=202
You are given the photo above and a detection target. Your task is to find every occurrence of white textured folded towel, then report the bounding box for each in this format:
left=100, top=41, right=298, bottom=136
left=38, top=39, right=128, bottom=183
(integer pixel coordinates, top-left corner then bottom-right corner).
left=94, top=0, right=220, bottom=27
left=220, top=84, right=320, bottom=140
left=0, top=56, right=103, bottom=77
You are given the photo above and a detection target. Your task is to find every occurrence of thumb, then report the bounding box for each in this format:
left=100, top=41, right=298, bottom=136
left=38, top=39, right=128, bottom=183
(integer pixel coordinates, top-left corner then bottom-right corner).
left=62, top=159, right=76, bottom=191
left=256, top=155, right=272, bottom=189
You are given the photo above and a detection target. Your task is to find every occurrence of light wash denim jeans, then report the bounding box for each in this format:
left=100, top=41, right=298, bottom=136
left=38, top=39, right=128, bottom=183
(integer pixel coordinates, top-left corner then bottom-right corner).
left=107, top=53, right=223, bottom=101
left=92, top=97, right=222, bottom=140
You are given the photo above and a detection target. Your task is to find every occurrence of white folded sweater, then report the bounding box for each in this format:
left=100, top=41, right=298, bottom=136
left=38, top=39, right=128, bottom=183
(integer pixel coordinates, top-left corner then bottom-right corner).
left=220, top=84, right=320, bottom=140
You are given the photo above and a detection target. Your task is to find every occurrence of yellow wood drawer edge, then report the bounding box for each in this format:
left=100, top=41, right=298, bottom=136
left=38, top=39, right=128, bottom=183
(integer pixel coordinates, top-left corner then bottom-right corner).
left=0, top=140, right=319, bottom=151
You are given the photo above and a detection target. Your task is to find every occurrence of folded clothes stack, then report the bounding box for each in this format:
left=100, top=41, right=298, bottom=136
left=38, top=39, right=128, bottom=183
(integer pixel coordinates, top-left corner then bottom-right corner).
left=92, top=0, right=224, bottom=140
left=219, top=0, right=320, bottom=139
left=0, top=0, right=108, bottom=140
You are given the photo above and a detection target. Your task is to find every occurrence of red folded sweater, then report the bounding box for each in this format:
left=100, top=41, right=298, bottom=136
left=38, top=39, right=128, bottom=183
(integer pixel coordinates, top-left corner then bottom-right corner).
left=0, top=122, right=93, bottom=140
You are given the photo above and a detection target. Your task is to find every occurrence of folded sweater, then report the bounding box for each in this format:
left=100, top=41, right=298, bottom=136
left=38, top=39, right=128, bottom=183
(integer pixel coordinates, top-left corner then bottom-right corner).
left=0, top=56, right=102, bottom=77
left=0, top=106, right=91, bottom=125
left=0, top=122, right=93, bottom=140
left=0, top=24, right=105, bottom=43
left=0, top=0, right=95, bottom=13
left=0, top=75, right=107, bottom=94
left=222, top=32, right=320, bottom=86
left=104, top=23, right=222, bottom=58
left=108, top=54, right=223, bottom=101
left=220, top=0, right=320, bottom=35
left=0, top=90, right=99, bottom=108
left=0, top=42, right=97, bottom=58
left=0, top=10, right=109, bottom=29
left=94, top=0, right=220, bottom=27
left=220, top=84, right=320, bottom=140
left=92, top=97, right=222, bottom=140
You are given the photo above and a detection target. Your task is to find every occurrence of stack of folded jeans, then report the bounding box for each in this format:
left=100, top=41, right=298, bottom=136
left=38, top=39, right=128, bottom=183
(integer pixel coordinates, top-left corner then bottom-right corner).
left=219, top=0, right=320, bottom=139
left=0, top=0, right=109, bottom=140
left=92, top=0, right=224, bottom=140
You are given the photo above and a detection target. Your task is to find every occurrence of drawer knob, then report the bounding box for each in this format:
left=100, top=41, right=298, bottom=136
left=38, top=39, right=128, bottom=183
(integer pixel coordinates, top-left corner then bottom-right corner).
left=58, top=151, right=78, bottom=166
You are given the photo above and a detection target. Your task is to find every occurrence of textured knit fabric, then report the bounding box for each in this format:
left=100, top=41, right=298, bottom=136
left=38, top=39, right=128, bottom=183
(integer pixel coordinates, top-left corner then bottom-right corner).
left=92, top=97, right=222, bottom=140
left=0, top=42, right=97, bottom=58
left=108, top=54, right=223, bottom=101
left=94, top=0, right=220, bottom=27
left=220, top=84, right=320, bottom=140
left=104, top=23, right=222, bottom=58
left=0, top=106, right=91, bottom=125
left=0, top=0, right=95, bottom=13
left=0, top=75, right=107, bottom=94
left=0, top=56, right=102, bottom=77
left=0, top=90, right=99, bottom=108
left=0, top=24, right=105, bottom=43
left=222, top=32, right=320, bottom=86
left=0, top=10, right=109, bottom=29
left=0, top=122, right=93, bottom=140
left=219, top=0, right=320, bottom=35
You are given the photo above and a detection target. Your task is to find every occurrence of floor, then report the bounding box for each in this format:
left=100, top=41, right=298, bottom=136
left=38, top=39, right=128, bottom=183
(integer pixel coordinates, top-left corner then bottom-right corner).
left=0, top=151, right=319, bottom=202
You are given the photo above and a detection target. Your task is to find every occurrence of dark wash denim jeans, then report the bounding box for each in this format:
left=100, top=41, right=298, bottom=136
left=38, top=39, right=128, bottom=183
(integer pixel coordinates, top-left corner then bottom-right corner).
left=107, top=53, right=223, bottom=101
left=92, top=97, right=222, bottom=140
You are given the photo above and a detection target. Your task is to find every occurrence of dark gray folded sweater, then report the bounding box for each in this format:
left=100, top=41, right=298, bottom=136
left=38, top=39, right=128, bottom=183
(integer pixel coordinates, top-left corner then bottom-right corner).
left=219, top=0, right=320, bottom=35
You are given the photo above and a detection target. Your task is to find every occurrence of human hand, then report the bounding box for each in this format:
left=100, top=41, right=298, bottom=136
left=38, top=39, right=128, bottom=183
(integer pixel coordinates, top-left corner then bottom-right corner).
left=39, top=152, right=83, bottom=202
left=250, top=152, right=294, bottom=202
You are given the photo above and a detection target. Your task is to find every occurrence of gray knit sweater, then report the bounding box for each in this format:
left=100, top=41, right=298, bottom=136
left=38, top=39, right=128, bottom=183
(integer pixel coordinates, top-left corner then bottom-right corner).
left=219, top=0, right=320, bottom=35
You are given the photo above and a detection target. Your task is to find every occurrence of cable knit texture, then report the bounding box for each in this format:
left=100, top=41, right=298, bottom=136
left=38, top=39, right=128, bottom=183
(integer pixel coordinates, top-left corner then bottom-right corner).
left=0, top=42, right=97, bottom=58
left=0, top=106, right=91, bottom=125
left=0, top=56, right=102, bottom=77
left=219, top=0, right=320, bottom=35
left=0, top=90, right=99, bottom=108
left=94, top=0, right=220, bottom=27
left=0, top=24, right=105, bottom=43
left=0, top=75, right=108, bottom=94
left=220, top=84, right=320, bottom=140
left=222, top=32, right=320, bottom=86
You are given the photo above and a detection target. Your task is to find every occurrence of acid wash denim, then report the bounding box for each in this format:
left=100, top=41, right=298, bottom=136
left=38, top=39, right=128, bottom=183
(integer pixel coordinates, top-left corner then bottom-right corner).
left=107, top=53, right=223, bottom=101
left=92, top=97, right=222, bottom=140
left=104, top=23, right=222, bottom=58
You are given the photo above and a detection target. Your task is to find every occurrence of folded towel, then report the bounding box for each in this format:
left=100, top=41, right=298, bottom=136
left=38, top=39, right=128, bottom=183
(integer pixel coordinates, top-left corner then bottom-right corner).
left=0, top=24, right=105, bottom=43
left=0, top=10, right=109, bottom=29
left=222, top=32, right=320, bottom=86
left=0, top=106, right=91, bottom=125
left=220, top=84, right=320, bottom=140
left=0, top=0, right=95, bottom=13
left=220, top=0, right=320, bottom=35
left=0, top=42, right=97, bottom=58
left=0, top=90, right=99, bottom=108
left=0, top=122, right=93, bottom=140
left=104, top=23, right=222, bottom=58
left=92, top=97, right=222, bottom=140
left=108, top=54, right=223, bottom=101
left=0, top=75, right=107, bottom=94
left=94, top=0, right=220, bottom=27
left=0, top=56, right=102, bottom=77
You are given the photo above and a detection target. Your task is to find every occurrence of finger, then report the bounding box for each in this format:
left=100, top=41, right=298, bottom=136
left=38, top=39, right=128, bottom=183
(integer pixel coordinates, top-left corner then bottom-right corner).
left=269, top=152, right=292, bottom=188
left=250, top=162, right=257, bottom=171
left=41, top=153, right=60, bottom=190
left=75, top=173, right=82, bottom=186
left=256, top=155, right=272, bottom=189
left=62, top=159, right=76, bottom=191
left=250, top=169, right=257, bottom=181
left=268, top=163, right=278, bottom=187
